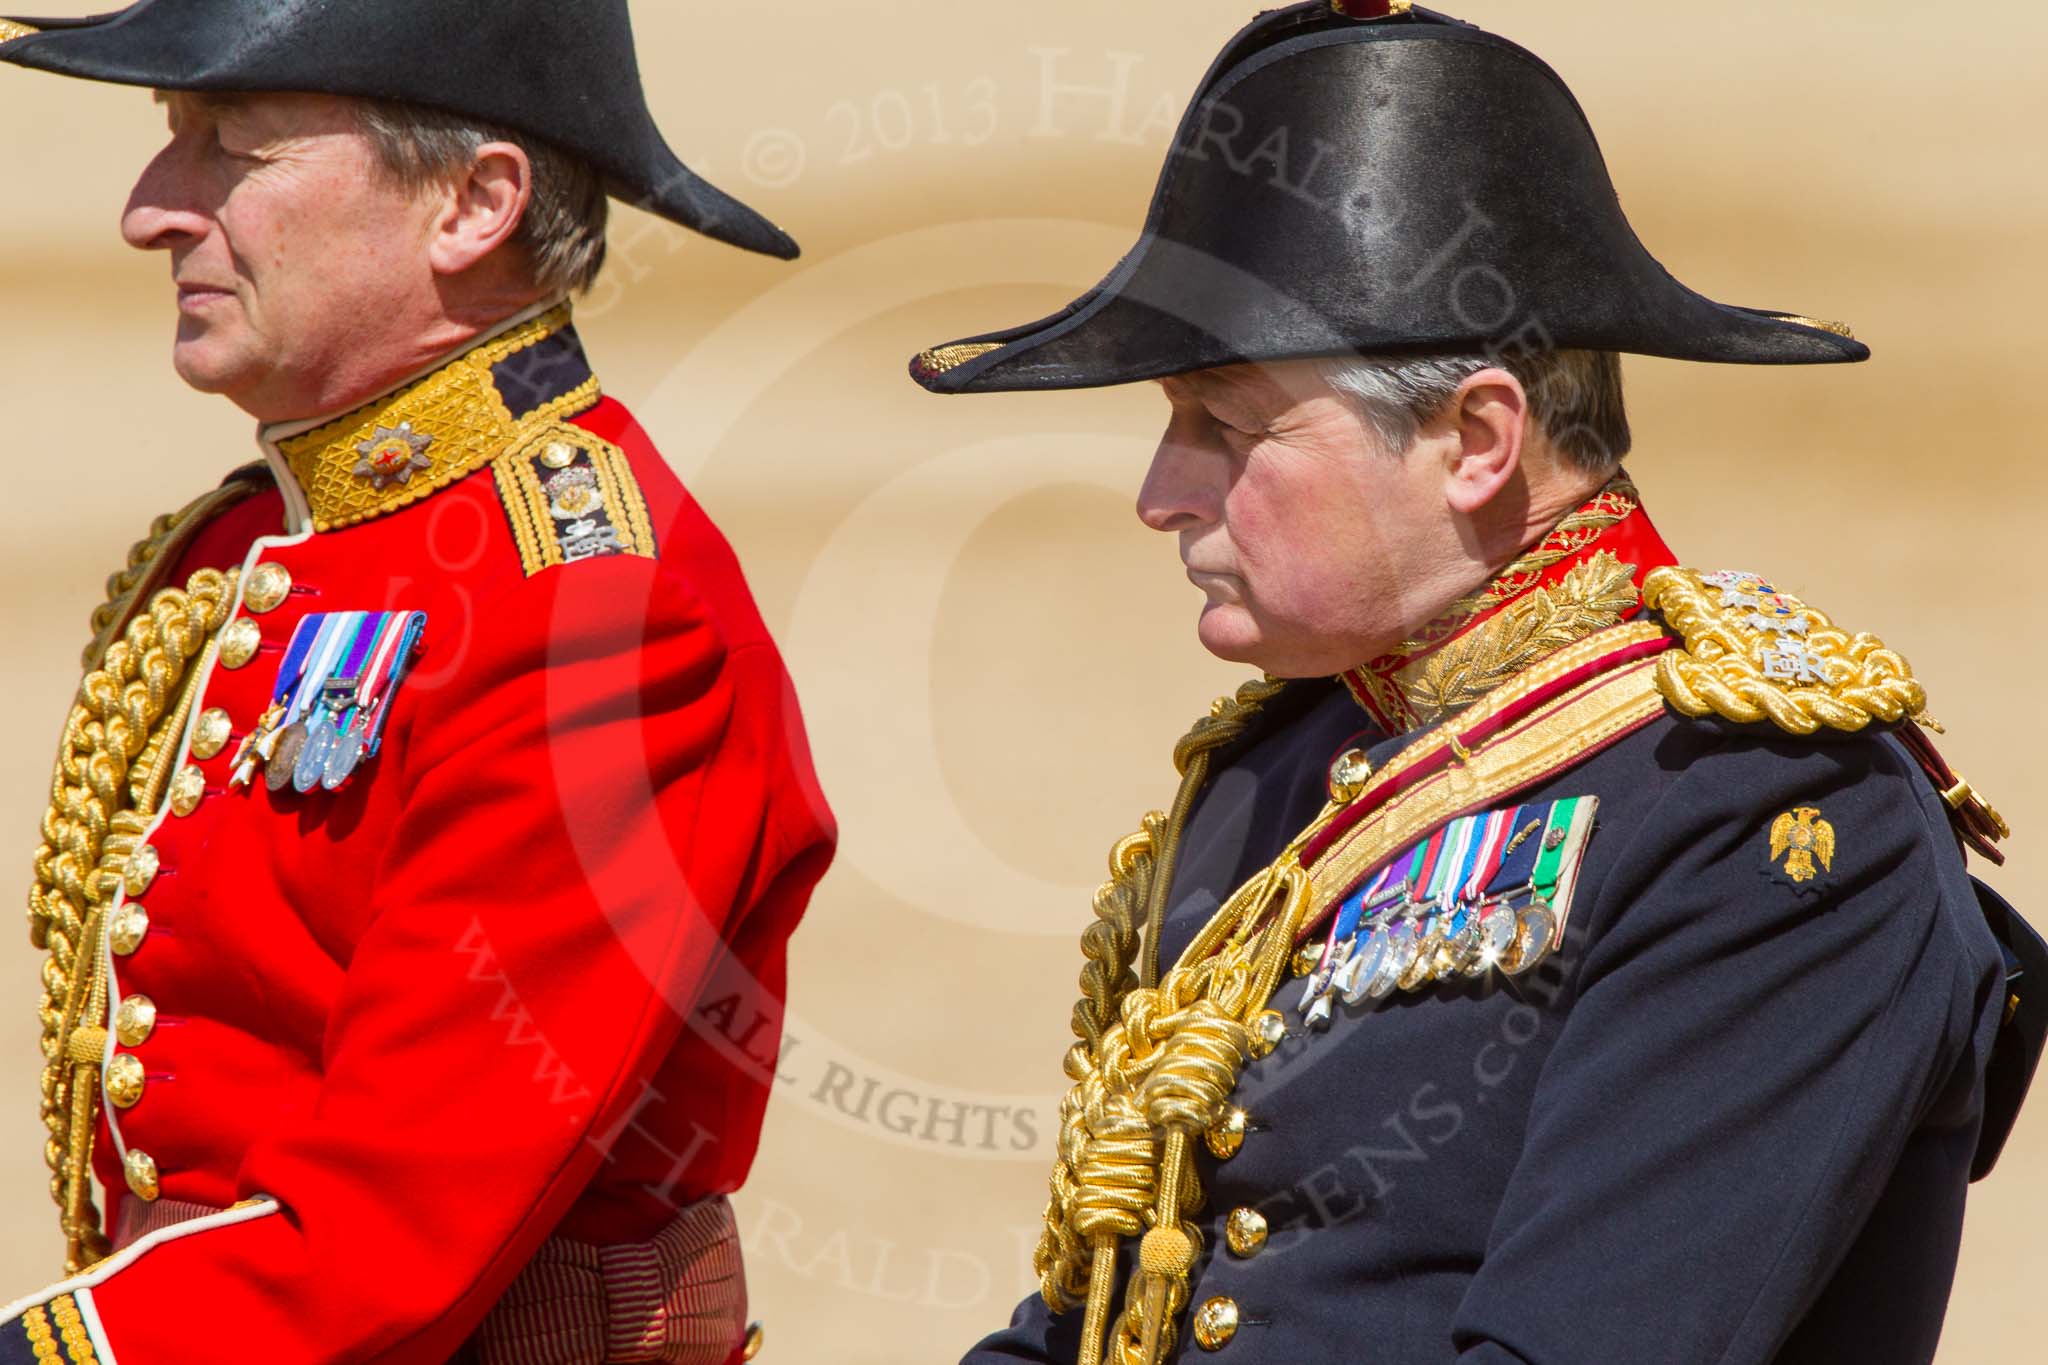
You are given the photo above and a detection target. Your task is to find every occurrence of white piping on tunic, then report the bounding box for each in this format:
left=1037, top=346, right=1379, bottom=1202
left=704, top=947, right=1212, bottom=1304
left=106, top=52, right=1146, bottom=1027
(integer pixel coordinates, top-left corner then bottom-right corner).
left=0, top=1197, right=281, bottom=1350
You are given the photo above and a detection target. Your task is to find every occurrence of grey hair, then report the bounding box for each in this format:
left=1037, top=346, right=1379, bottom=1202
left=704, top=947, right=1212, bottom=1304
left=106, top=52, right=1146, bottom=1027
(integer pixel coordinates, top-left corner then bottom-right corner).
left=1320, top=348, right=1631, bottom=473
left=353, top=98, right=609, bottom=297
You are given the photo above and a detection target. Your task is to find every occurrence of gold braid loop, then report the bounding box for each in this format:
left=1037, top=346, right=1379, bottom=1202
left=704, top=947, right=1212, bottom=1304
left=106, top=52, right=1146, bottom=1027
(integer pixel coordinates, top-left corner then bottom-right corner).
left=1036, top=677, right=1287, bottom=1343
left=1047, top=818, right=1316, bottom=1365
left=1070, top=676, right=1288, bottom=1055
left=1643, top=566, right=1926, bottom=735
left=29, top=555, right=239, bottom=1273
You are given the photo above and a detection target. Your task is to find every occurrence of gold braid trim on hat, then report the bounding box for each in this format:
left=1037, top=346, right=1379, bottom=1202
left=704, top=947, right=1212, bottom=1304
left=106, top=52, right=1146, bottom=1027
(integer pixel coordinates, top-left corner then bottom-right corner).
left=29, top=494, right=246, bottom=1272
left=911, top=342, right=1002, bottom=380
left=1043, top=676, right=1363, bottom=1365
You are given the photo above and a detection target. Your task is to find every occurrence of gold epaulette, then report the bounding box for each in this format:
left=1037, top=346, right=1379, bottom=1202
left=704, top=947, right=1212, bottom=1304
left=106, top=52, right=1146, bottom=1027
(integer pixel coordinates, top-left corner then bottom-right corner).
left=1642, top=565, right=1925, bottom=736
left=493, top=421, right=657, bottom=578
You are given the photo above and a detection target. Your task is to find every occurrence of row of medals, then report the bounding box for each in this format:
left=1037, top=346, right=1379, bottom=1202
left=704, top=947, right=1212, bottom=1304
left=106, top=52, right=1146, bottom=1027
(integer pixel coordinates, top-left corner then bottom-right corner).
left=230, top=684, right=374, bottom=797
left=1296, top=860, right=1562, bottom=1027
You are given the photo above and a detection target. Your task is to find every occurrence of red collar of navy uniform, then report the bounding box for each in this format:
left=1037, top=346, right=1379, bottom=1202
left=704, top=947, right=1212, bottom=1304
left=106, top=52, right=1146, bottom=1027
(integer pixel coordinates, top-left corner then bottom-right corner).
left=1339, top=474, right=1678, bottom=735
left=257, top=298, right=597, bottom=535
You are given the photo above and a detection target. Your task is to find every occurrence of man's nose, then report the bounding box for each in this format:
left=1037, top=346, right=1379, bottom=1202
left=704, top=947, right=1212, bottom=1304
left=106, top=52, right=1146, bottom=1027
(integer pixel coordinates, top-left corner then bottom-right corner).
left=120, top=145, right=211, bottom=252
left=1136, top=421, right=1225, bottom=533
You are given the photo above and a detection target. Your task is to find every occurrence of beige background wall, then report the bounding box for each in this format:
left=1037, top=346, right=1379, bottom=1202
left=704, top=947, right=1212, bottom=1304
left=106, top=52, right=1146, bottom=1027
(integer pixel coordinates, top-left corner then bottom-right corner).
left=1, top=1, right=2041, bottom=1359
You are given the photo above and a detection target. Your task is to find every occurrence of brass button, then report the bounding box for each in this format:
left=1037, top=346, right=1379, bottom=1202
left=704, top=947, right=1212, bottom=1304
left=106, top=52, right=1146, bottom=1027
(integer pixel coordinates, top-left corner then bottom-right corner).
left=105, top=1052, right=146, bottom=1109
left=742, top=1322, right=764, bottom=1361
left=124, top=1148, right=160, bottom=1201
left=1205, top=1107, right=1249, bottom=1161
left=1225, top=1207, right=1269, bottom=1258
left=218, top=617, right=262, bottom=669
left=1248, top=1010, right=1287, bottom=1058
left=1329, top=747, right=1374, bottom=801
left=190, top=707, right=234, bottom=761
left=169, top=764, right=207, bottom=817
left=110, top=903, right=150, bottom=956
left=540, top=440, right=578, bottom=470
left=1290, top=942, right=1323, bottom=978
left=124, top=845, right=160, bottom=897
left=1192, top=1297, right=1240, bottom=1352
left=242, top=562, right=292, bottom=614
left=115, top=995, right=158, bottom=1048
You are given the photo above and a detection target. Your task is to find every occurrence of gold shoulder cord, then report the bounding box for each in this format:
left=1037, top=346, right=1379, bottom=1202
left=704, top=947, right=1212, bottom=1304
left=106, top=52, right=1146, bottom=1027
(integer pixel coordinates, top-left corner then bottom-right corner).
left=28, top=485, right=254, bottom=1272
left=1044, top=676, right=1370, bottom=1365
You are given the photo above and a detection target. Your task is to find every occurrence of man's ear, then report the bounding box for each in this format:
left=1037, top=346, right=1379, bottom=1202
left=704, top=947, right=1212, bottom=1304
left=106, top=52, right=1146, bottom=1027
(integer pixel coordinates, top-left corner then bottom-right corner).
left=1441, top=367, right=1528, bottom=516
left=426, top=141, right=532, bottom=278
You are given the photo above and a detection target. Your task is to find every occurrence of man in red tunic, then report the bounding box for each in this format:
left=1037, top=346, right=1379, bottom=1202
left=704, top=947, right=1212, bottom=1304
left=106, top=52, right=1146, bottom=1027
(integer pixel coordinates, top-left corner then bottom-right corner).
left=0, top=4, right=832, bottom=1362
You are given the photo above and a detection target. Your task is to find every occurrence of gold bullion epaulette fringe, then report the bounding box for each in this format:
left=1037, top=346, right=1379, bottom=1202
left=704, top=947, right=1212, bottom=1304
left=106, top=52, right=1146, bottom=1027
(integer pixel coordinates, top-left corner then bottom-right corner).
left=493, top=421, right=657, bottom=577
left=1642, top=565, right=1927, bottom=736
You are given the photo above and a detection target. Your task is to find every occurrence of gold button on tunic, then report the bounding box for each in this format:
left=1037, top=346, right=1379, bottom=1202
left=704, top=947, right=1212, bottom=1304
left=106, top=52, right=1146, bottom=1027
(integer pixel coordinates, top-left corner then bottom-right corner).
left=1205, top=1107, right=1249, bottom=1161
left=105, top=1053, right=146, bottom=1109
left=242, top=561, right=292, bottom=614
left=109, top=904, right=149, bottom=957
left=123, top=1149, right=159, bottom=1201
left=1225, top=1207, right=1268, bottom=1258
left=124, top=845, right=159, bottom=897
left=189, top=707, right=234, bottom=761
left=1192, top=1297, right=1240, bottom=1351
left=218, top=616, right=262, bottom=669
left=169, top=765, right=207, bottom=817
left=115, top=995, right=157, bottom=1048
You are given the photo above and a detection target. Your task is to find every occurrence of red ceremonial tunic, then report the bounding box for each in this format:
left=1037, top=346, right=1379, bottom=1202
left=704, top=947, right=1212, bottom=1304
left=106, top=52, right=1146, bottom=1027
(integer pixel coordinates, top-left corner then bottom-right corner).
left=16, top=304, right=834, bottom=1364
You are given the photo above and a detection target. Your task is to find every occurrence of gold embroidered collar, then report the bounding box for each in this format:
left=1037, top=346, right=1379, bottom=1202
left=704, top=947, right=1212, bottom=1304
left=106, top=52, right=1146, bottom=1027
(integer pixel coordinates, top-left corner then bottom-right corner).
left=265, top=304, right=600, bottom=533
left=1340, top=477, right=1676, bottom=734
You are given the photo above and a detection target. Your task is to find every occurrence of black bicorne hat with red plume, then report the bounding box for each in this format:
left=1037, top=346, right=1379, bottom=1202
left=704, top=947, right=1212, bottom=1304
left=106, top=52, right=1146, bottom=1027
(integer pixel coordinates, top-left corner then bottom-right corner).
left=910, top=1, right=1865, bottom=394
left=0, top=0, right=798, bottom=260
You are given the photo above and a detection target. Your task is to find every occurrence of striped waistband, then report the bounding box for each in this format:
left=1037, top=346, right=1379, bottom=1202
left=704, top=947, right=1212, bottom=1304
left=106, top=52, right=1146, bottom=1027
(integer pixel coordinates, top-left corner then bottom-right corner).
left=116, top=1195, right=748, bottom=1365
left=473, top=1196, right=748, bottom=1365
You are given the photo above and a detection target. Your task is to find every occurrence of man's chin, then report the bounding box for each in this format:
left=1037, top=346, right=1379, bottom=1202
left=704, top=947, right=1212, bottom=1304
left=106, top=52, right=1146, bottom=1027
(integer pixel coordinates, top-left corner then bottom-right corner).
left=1196, top=603, right=1268, bottom=668
left=1196, top=605, right=1356, bottom=679
left=170, top=341, right=258, bottom=404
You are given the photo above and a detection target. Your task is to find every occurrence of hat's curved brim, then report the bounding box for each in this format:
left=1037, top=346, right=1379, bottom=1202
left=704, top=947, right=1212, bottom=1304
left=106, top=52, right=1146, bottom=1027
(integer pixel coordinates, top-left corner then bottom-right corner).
left=0, top=10, right=799, bottom=260
left=909, top=239, right=1868, bottom=396
left=909, top=6, right=1867, bottom=394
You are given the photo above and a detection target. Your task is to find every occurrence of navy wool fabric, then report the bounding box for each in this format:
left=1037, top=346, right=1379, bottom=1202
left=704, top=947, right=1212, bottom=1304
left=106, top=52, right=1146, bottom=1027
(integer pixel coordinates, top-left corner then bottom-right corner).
left=965, top=682, right=2004, bottom=1365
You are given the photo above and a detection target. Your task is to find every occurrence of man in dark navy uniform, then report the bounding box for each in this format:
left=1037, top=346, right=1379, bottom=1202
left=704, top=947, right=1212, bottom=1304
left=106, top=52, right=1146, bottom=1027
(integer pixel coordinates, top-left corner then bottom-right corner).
left=910, top=4, right=2042, bottom=1363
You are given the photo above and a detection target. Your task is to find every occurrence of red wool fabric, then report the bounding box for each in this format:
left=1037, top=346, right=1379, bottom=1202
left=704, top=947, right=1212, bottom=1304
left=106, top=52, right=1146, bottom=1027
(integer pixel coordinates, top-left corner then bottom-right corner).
left=83, top=396, right=834, bottom=1364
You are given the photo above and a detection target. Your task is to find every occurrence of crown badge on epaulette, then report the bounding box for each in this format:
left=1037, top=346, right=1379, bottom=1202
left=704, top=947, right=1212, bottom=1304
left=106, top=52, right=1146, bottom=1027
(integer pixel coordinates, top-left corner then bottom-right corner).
left=1642, top=566, right=1926, bottom=735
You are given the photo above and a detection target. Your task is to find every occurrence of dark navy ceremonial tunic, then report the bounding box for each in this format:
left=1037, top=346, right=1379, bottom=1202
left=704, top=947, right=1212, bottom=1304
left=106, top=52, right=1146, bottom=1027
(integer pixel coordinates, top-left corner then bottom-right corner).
left=966, top=679, right=2006, bottom=1365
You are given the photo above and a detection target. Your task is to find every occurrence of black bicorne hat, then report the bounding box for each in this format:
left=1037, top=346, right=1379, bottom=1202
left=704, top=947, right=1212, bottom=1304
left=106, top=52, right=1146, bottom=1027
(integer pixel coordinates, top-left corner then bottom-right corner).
left=910, top=1, right=1865, bottom=394
left=0, top=0, right=798, bottom=260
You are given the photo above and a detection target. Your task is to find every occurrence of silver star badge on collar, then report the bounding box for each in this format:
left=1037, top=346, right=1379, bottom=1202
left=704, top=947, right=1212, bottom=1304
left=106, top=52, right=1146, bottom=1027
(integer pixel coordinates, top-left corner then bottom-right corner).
left=353, top=422, right=435, bottom=489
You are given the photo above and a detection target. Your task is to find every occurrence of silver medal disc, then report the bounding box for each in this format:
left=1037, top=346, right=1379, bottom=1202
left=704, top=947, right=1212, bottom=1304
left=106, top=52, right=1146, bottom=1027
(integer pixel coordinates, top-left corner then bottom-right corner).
left=294, top=717, right=336, bottom=793
left=1340, top=928, right=1388, bottom=1004
left=1474, top=909, right=1519, bottom=973
left=322, top=730, right=366, bottom=790
left=1371, top=926, right=1414, bottom=1000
